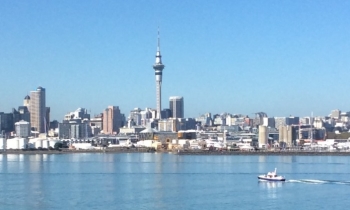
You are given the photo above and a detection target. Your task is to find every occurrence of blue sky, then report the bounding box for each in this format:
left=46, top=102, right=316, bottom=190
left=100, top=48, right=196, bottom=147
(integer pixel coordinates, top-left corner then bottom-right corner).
left=1, top=0, right=350, bottom=120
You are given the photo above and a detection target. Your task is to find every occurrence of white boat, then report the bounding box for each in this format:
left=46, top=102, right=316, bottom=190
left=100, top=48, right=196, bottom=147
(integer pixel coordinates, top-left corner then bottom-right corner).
left=258, top=168, right=285, bottom=181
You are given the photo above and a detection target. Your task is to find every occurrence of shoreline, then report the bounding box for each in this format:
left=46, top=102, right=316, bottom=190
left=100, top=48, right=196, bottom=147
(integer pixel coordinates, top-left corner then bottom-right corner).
left=1, top=148, right=350, bottom=156
left=178, top=150, right=350, bottom=156
left=0, top=147, right=156, bottom=155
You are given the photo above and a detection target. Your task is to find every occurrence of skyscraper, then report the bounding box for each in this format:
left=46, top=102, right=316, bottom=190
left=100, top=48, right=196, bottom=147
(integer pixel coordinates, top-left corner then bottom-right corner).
left=23, top=95, right=30, bottom=107
left=103, top=106, right=123, bottom=134
left=169, top=96, right=184, bottom=118
left=153, top=30, right=165, bottom=119
left=29, top=86, right=46, bottom=133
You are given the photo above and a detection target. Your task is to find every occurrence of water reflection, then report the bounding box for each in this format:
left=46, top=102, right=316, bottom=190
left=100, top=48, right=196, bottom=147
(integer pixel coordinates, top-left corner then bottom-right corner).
left=259, top=180, right=284, bottom=189
left=29, top=154, right=43, bottom=173
left=258, top=155, right=267, bottom=163
left=1, top=153, right=349, bottom=210
left=280, top=156, right=293, bottom=163
left=259, top=181, right=284, bottom=199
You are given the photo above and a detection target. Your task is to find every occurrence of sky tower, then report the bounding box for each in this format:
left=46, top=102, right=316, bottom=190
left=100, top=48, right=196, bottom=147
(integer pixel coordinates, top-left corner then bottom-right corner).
left=153, top=30, right=165, bottom=119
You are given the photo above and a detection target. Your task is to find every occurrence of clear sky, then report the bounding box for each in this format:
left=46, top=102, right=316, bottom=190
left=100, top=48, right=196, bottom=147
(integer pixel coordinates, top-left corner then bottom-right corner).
left=1, top=0, right=350, bottom=120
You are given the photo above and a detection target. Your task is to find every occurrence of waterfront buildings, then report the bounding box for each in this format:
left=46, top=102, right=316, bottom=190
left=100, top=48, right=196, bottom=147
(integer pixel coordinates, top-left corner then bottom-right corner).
left=64, top=108, right=90, bottom=121
left=213, top=114, right=226, bottom=126
left=0, top=112, right=14, bottom=134
left=169, top=96, right=184, bottom=119
left=128, top=108, right=142, bottom=126
left=286, top=116, right=299, bottom=125
left=153, top=31, right=165, bottom=119
left=278, top=125, right=295, bottom=146
left=103, top=106, right=123, bottom=134
left=58, top=120, right=90, bottom=139
left=254, top=112, right=267, bottom=126
left=90, top=114, right=102, bottom=135
left=119, top=126, right=146, bottom=135
left=258, top=125, right=268, bottom=147
left=29, top=86, right=47, bottom=133
left=23, top=95, right=30, bottom=107
left=16, top=106, right=30, bottom=123
left=226, top=114, right=245, bottom=127
left=0, top=95, right=31, bottom=135
left=2, top=82, right=350, bottom=146
left=15, top=120, right=30, bottom=138
left=140, top=108, right=156, bottom=126
left=274, top=117, right=287, bottom=129
left=58, top=107, right=93, bottom=139
left=340, top=112, right=350, bottom=122
left=161, top=108, right=171, bottom=119
left=196, top=113, right=212, bottom=127
left=331, top=109, right=341, bottom=120
left=158, top=118, right=196, bottom=132
left=262, top=117, right=275, bottom=128
left=128, top=108, right=157, bottom=127
left=299, top=117, right=310, bottom=125
left=158, top=118, right=177, bottom=132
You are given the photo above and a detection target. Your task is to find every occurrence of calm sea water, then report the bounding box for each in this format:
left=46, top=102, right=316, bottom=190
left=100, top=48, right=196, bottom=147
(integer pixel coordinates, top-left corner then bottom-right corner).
left=1, top=153, right=350, bottom=210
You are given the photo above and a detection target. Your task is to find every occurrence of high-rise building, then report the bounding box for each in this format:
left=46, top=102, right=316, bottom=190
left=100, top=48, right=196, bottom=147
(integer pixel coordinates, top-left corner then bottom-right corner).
left=90, top=114, right=103, bottom=136
left=196, top=113, right=212, bottom=127
left=254, top=112, right=267, bottom=127
left=18, top=105, right=30, bottom=123
left=0, top=112, right=14, bottom=133
left=103, top=106, right=123, bottom=134
left=58, top=120, right=91, bottom=139
left=286, top=116, right=299, bottom=125
left=331, top=109, right=341, bottom=120
left=64, top=108, right=90, bottom=121
left=23, top=95, right=30, bottom=107
left=153, top=30, right=165, bottom=119
left=29, top=86, right=46, bottom=133
left=263, top=117, right=275, bottom=128
left=161, top=108, right=171, bottom=119
left=274, top=117, right=287, bottom=129
left=158, top=118, right=195, bottom=132
left=15, top=120, right=31, bottom=138
left=169, top=96, right=184, bottom=118
left=129, top=108, right=142, bottom=126
left=45, top=107, right=50, bottom=132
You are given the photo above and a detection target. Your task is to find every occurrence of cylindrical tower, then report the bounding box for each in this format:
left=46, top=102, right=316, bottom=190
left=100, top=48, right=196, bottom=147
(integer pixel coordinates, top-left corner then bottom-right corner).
left=29, top=86, right=46, bottom=133
left=153, top=30, right=165, bottom=119
left=259, top=125, right=268, bottom=147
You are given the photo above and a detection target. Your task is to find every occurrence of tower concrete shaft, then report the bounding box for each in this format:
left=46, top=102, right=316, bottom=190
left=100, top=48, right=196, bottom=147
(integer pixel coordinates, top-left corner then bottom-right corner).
left=153, top=30, right=165, bottom=119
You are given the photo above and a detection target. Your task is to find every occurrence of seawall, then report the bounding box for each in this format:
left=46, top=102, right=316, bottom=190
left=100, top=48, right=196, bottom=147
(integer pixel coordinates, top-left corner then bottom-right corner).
left=177, top=150, right=350, bottom=156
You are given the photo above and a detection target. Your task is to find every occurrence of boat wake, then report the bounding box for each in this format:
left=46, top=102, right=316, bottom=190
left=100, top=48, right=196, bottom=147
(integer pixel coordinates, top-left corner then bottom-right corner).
left=287, top=179, right=350, bottom=185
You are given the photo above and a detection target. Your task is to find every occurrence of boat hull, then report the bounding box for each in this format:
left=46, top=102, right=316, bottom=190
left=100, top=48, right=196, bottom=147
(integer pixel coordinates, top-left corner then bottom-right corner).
left=258, top=176, right=285, bottom=181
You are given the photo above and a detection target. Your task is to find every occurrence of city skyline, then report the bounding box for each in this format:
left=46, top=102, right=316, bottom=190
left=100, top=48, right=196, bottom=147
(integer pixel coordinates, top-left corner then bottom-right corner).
left=1, top=1, right=350, bottom=120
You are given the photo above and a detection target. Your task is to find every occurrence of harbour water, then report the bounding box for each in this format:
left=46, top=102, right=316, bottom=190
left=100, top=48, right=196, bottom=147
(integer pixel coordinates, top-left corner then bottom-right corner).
left=1, top=153, right=350, bottom=210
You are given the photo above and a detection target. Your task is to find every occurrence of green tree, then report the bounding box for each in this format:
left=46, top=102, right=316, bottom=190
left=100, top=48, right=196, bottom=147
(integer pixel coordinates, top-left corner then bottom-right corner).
left=54, top=142, right=63, bottom=150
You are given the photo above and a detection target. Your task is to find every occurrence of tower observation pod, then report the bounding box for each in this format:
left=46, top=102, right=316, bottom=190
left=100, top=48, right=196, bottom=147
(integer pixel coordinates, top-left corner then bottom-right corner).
left=153, top=30, right=165, bottom=119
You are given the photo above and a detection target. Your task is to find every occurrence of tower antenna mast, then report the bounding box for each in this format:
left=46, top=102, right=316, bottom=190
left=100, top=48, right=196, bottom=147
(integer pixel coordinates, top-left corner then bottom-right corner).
left=153, top=28, right=165, bottom=119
